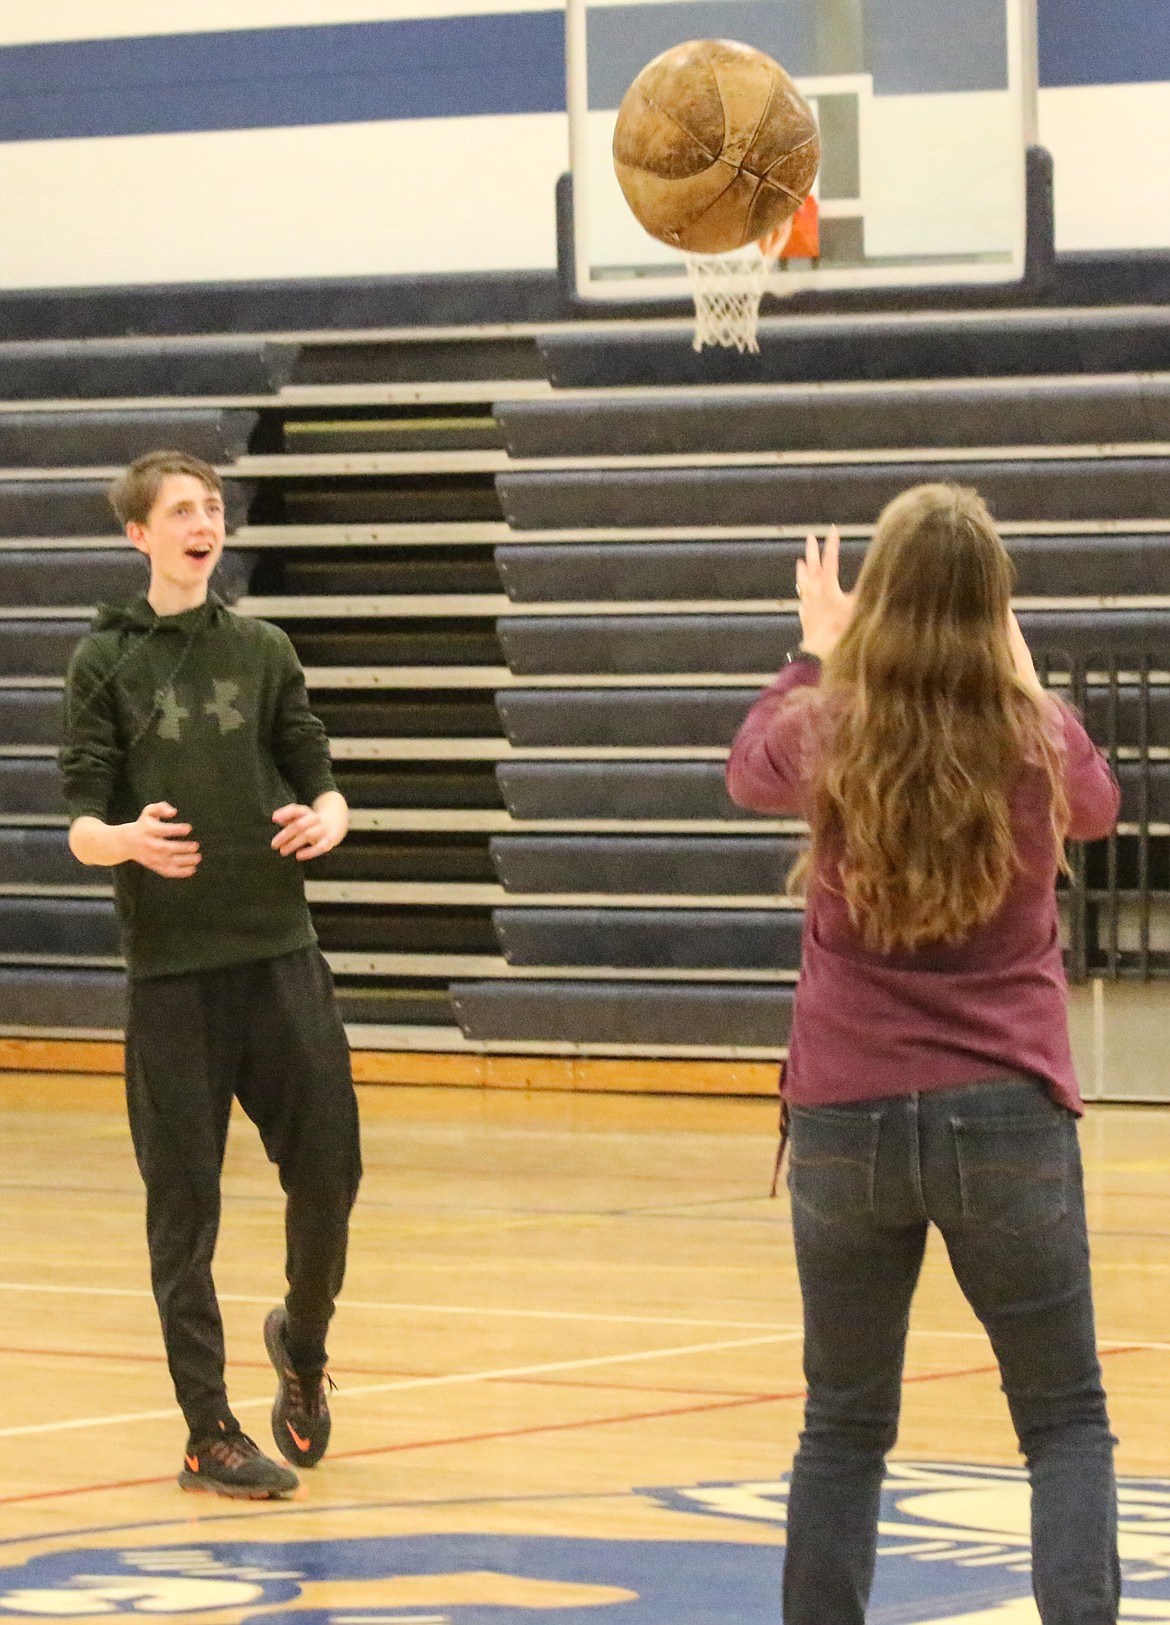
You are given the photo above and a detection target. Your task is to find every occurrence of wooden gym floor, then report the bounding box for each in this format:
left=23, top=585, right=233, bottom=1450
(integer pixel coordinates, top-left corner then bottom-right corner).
left=1, top=1072, right=1169, bottom=1623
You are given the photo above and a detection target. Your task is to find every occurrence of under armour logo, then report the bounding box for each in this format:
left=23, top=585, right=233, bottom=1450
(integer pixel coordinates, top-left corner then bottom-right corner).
left=154, top=686, right=190, bottom=741
left=203, top=679, right=245, bottom=734
left=151, top=679, right=246, bottom=741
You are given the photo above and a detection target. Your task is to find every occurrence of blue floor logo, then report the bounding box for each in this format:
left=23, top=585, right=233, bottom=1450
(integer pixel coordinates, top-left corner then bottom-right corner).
left=0, top=1464, right=1167, bottom=1623
left=649, top=1461, right=1170, bottom=1621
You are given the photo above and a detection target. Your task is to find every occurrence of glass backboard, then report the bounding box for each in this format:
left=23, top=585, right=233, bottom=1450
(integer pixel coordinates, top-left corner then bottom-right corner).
left=566, top=0, right=1035, bottom=299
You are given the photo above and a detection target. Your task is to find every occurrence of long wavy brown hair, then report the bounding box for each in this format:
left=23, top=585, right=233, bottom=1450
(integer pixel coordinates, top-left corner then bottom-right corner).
left=795, top=484, right=1069, bottom=953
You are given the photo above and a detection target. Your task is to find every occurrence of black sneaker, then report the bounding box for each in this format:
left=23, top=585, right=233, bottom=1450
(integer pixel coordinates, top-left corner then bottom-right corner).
left=178, top=1423, right=299, bottom=1499
left=264, top=1306, right=332, bottom=1468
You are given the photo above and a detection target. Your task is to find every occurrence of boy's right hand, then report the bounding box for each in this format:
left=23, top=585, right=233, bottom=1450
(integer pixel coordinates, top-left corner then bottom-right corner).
left=124, top=802, right=201, bottom=878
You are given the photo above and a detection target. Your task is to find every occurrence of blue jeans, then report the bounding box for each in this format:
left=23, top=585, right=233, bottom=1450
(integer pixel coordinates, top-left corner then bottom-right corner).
left=783, top=1078, right=1119, bottom=1625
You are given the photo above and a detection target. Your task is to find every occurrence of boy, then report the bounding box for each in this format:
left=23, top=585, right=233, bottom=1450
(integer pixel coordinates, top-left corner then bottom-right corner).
left=58, top=450, right=362, bottom=1499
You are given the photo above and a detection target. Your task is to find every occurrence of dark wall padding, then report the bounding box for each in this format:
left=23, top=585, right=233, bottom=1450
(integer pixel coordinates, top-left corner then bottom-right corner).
left=497, top=688, right=753, bottom=747
left=538, top=310, right=1170, bottom=390
left=1017, top=613, right=1170, bottom=665
left=0, top=620, right=90, bottom=676
left=0, top=338, right=298, bottom=399
left=0, top=546, right=255, bottom=609
left=496, top=536, right=1170, bottom=603
left=489, top=834, right=800, bottom=892
left=496, top=761, right=746, bottom=820
left=449, top=979, right=792, bottom=1045
left=0, top=966, right=126, bottom=1029
left=495, top=759, right=1167, bottom=822
left=493, top=907, right=803, bottom=969
left=0, top=760, right=66, bottom=815
left=0, top=275, right=575, bottom=346
left=0, top=691, right=64, bottom=745
left=497, top=541, right=795, bottom=602
left=0, top=484, right=133, bottom=539
left=497, top=684, right=1170, bottom=750
left=0, top=549, right=148, bottom=607
left=1, top=629, right=497, bottom=684
left=498, top=612, right=1170, bottom=676
left=0, top=897, right=118, bottom=956
left=0, top=409, right=257, bottom=468
left=0, top=827, right=86, bottom=885
left=498, top=461, right=1170, bottom=532
left=0, top=479, right=251, bottom=538
left=497, top=615, right=799, bottom=676
left=497, top=379, right=1170, bottom=459
left=5, top=253, right=1170, bottom=347
left=0, top=965, right=456, bottom=1033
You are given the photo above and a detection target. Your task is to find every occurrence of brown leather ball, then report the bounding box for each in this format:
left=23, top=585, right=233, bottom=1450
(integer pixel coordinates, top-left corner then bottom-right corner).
left=612, top=38, right=820, bottom=255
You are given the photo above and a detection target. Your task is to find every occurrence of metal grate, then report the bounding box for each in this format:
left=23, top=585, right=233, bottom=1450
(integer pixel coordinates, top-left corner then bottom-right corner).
left=1053, top=656, right=1168, bottom=982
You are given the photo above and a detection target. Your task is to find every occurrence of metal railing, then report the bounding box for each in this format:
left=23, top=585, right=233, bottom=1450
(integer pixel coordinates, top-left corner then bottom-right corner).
left=1047, top=656, right=1168, bottom=982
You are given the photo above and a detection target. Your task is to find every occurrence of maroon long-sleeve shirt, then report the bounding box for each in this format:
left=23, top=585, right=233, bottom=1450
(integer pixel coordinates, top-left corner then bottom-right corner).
left=726, top=662, right=1121, bottom=1114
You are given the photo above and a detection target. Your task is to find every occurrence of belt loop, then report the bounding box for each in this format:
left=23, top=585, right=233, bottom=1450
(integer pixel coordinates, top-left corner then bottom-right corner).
left=910, top=1090, right=926, bottom=1216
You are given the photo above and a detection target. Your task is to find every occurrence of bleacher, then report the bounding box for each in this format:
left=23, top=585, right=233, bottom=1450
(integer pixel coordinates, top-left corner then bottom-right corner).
left=0, top=305, right=1165, bottom=1062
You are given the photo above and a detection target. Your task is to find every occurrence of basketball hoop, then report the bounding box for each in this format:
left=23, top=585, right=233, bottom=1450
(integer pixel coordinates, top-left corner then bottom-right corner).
left=684, top=220, right=791, bottom=354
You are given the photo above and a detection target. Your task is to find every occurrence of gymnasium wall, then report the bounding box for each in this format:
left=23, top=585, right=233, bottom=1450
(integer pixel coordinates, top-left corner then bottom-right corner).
left=0, top=0, right=1166, bottom=292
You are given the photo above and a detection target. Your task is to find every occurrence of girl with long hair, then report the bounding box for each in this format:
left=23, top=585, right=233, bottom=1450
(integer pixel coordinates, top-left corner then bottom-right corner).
left=727, top=483, right=1121, bottom=1625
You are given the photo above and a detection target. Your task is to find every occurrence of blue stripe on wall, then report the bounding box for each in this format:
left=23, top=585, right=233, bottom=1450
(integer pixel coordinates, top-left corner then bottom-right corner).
left=1039, top=0, right=1170, bottom=87
left=0, top=14, right=566, bottom=143
left=0, top=2, right=1165, bottom=147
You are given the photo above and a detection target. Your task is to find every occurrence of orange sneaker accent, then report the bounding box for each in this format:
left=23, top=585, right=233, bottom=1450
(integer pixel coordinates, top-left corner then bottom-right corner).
left=286, top=1422, right=311, bottom=1453
left=184, top=1453, right=199, bottom=1472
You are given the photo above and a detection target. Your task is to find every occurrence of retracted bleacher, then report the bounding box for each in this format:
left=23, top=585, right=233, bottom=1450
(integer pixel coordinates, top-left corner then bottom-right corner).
left=0, top=309, right=1165, bottom=1066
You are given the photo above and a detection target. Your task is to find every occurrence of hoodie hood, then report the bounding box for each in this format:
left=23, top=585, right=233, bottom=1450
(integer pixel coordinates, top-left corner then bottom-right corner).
left=92, top=592, right=228, bottom=636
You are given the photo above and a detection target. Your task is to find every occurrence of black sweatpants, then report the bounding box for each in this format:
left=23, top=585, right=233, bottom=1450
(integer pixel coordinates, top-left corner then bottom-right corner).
left=124, top=945, right=362, bottom=1436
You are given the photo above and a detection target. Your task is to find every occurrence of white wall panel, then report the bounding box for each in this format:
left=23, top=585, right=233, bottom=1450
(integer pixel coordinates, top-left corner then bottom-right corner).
left=0, top=115, right=568, bottom=289
left=1039, top=82, right=1170, bottom=252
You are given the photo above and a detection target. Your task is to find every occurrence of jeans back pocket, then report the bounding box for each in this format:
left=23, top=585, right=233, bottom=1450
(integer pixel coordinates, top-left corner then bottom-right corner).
left=952, top=1113, right=1074, bottom=1235
left=788, top=1105, right=882, bottom=1223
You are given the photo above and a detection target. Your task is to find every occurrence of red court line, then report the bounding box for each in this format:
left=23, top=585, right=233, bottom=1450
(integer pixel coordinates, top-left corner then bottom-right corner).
left=0, top=1473, right=178, bottom=1506
left=0, top=1389, right=808, bottom=1509
left=0, top=1344, right=1146, bottom=1511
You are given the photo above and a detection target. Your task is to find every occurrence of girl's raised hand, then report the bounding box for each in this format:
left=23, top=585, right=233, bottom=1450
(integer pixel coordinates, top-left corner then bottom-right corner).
left=794, top=527, right=854, bottom=659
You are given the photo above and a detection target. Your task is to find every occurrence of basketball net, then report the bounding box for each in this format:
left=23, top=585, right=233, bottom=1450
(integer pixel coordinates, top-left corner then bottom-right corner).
left=684, top=220, right=791, bottom=354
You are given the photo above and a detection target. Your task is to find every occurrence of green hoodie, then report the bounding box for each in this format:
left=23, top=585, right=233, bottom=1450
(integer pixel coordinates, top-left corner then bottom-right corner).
left=59, top=593, right=338, bottom=979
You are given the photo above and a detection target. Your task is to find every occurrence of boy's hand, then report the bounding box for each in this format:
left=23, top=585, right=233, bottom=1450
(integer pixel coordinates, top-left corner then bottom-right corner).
left=795, top=528, right=855, bottom=659
left=124, top=802, right=201, bottom=878
left=271, top=791, right=349, bottom=861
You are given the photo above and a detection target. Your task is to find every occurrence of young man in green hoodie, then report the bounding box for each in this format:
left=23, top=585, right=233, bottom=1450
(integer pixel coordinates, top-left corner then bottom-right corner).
left=59, top=450, right=362, bottom=1499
